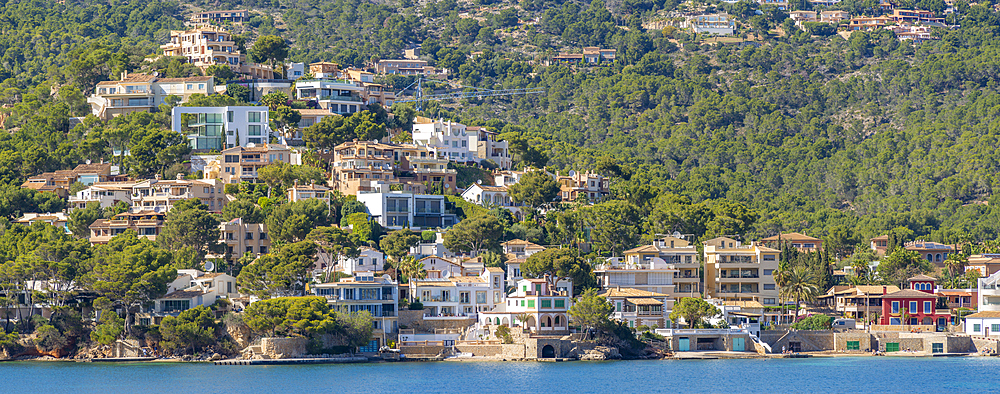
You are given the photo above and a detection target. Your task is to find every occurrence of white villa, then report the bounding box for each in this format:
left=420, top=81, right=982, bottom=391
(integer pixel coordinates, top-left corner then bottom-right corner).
left=409, top=268, right=505, bottom=320
left=479, top=277, right=573, bottom=334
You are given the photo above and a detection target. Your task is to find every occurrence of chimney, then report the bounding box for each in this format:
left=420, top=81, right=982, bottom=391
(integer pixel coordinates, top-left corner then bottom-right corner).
left=883, top=286, right=887, bottom=295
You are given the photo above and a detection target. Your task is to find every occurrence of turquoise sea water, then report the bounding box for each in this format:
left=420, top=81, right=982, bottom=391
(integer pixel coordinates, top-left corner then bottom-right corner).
left=2, top=357, right=997, bottom=393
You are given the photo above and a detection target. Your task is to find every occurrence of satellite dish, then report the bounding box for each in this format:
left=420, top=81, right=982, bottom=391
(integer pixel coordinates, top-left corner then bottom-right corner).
left=568, top=170, right=576, bottom=176
left=672, top=231, right=682, bottom=239
left=443, top=271, right=451, bottom=278
left=381, top=274, right=391, bottom=280
left=204, top=261, right=215, bottom=272
left=477, top=179, right=483, bottom=184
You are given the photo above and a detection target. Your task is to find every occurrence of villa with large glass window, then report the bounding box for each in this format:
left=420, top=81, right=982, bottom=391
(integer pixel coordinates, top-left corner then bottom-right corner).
left=171, top=106, right=272, bottom=150
left=312, top=272, right=399, bottom=340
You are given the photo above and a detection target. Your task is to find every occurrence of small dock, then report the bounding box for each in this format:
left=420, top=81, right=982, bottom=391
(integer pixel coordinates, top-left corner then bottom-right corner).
left=537, top=358, right=574, bottom=362
left=214, top=357, right=369, bottom=365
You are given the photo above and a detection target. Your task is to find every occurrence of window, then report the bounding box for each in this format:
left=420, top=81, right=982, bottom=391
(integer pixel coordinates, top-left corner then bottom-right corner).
left=225, top=155, right=239, bottom=163
left=162, top=300, right=190, bottom=312
left=541, top=299, right=552, bottom=308
left=246, top=246, right=253, bottom=254
left=476, top=292, right=486, bottom=304
left=993, top=324, right=1000, bottom=332
left=248, top=125, right=262, bottom=136
left=974, top=324, right=981, bottom=332
left=762, top=298, right=776, bottom=305
left=846, top=341, right=860, bottom=351
left=460, top=292, right=470, bottom=304
left=923, top=301, right=932, bottom=314
left=198, top=83, right=205, bottom=89
left=909, top=301, right=917, bottom=313
left=555, top=299, right=565, bottom=308
left=885, top=343, right=900, bottom=352
left=527, top=300, right=535, bottom=308
left=248, top=112, right=261, bottom=122
left=891, top=301, right=899, bottom=313
left=763, top=255, right=776, bottom=261
left=931, top=343, right=943, bottom=353
left=227, top=111, right=234, bottom=122
left=763, top=284, right=775, bottom=290
left=763, top=269, right=774, bottom=275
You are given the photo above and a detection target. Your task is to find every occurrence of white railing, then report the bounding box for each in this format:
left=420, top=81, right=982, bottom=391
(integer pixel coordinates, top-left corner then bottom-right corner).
left=655, top=328, right=746, bottom=336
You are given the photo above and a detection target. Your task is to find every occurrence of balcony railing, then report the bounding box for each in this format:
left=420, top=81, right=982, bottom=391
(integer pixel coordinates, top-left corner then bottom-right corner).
left=319, top=95, right=363, bottom=103
left=421, top=296, right=459, bottom=303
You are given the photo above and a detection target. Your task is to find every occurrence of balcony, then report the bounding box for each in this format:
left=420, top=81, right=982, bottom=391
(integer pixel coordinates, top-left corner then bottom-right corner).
left=423, top=313, right=475, bottom=320
left=319, top=95, right=363, bottom=103
left=420, top=296, right=459, bottom=303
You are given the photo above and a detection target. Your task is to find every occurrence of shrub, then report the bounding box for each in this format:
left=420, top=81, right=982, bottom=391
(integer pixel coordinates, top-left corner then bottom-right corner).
left=34, top=324, right=68, bottom=352
left=791, top=314, right=833, bottom=330
left=407, top=301, right=424, bottom=310
left=495, top=325, right=514, bottom=344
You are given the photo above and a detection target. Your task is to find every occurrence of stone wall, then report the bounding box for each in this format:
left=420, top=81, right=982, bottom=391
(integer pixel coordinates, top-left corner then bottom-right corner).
left=260, top=337, right=307, bottom=359
left=400, top=345, right=451, bottom=358
left=525, top=338, right=576, bottom=359
left=763, top=330, right=834, bottom=352
left=971, top=337, right=1000, bottom=353
left=398, top=310, right=476, bottom=333
left=454, top=344, right=503, bottom=357
left=501, top=343, right=526, bottom=359
left=834, top=332, right=874, bottom=352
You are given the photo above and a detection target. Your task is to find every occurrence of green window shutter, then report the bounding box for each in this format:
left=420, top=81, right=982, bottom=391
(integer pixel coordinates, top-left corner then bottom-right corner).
left=846, top=341, right=859, bottom=351
left=886, top=343, right=900, bottom=352
left=541, top=300, right=551, bottom=308
left=527, top=300, right=535, bottom=308
left=555, top=299, right=565, bottom=308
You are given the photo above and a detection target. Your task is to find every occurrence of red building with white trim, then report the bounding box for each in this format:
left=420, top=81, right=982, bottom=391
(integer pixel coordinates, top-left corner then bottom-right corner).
left=880, top=275, right=950, bottom=327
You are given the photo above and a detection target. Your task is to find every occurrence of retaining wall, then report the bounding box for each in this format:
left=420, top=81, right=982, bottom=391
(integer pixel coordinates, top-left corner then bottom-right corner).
left=261, top=337, right=308, bottom=358
left=454, top=344, right=503, bottom=357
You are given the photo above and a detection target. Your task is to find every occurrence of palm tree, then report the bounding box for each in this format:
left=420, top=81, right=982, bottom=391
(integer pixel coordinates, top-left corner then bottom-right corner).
left=944, top=253, right=968, bottom=286
left=398, top=256, right=426, bottom=285
left=780, top=266, right=821, bottom=322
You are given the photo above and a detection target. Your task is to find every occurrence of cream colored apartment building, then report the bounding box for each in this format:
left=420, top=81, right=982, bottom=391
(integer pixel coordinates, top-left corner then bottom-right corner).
left=703, top=237, right=780, bottom=306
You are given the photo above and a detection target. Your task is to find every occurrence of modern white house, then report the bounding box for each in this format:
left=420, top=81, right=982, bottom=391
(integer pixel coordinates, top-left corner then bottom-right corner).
left=461, top=183, right=523, bottom=219
left=68, top=181, right=138, bottom=210
left=356, top=191, right=458, bottom=230
left=339, top=247, right=385, bottom=275
left=411, top=117, right=478, bottom=163
left=410, top=268, right=506, bottom=320
left=687, top=14, right=735, bottom=35
left=143, top=269, right=238, bottom=324
left=966, top=271, right=1000, bottom=337
left=311, top=272, right=399, bottom=351
left=294, top=79, right=365, bottom=115
left=171, top=106, right=272, bottom=150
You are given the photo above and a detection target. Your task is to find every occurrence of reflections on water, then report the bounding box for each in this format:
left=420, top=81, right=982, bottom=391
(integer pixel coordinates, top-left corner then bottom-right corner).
left=1, top=356, right=998, bottom=394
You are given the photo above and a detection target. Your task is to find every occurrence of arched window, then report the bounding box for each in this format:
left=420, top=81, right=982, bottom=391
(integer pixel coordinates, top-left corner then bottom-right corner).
left=555, top=316, right=561, bottom=325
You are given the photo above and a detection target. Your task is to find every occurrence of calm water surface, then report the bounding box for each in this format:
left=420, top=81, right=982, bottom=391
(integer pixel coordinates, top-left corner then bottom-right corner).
left=2, top=357, right=997, bottom=393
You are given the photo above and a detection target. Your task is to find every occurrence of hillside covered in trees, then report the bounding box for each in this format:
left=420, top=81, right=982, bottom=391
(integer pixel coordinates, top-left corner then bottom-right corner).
left=2, top=0, right=1000, bottom=251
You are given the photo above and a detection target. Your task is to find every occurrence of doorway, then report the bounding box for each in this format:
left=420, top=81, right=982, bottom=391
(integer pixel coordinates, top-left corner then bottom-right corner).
left=541, top=345, right=555, bottom=358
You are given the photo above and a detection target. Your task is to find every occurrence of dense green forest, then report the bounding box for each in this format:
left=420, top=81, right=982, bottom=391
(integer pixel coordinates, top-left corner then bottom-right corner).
left=3, top=0, right=1000, bottom=250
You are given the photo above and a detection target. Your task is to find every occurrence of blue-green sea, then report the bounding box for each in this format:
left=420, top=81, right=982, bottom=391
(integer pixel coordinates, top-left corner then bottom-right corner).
left=2, top=357, right=997, bottom=393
